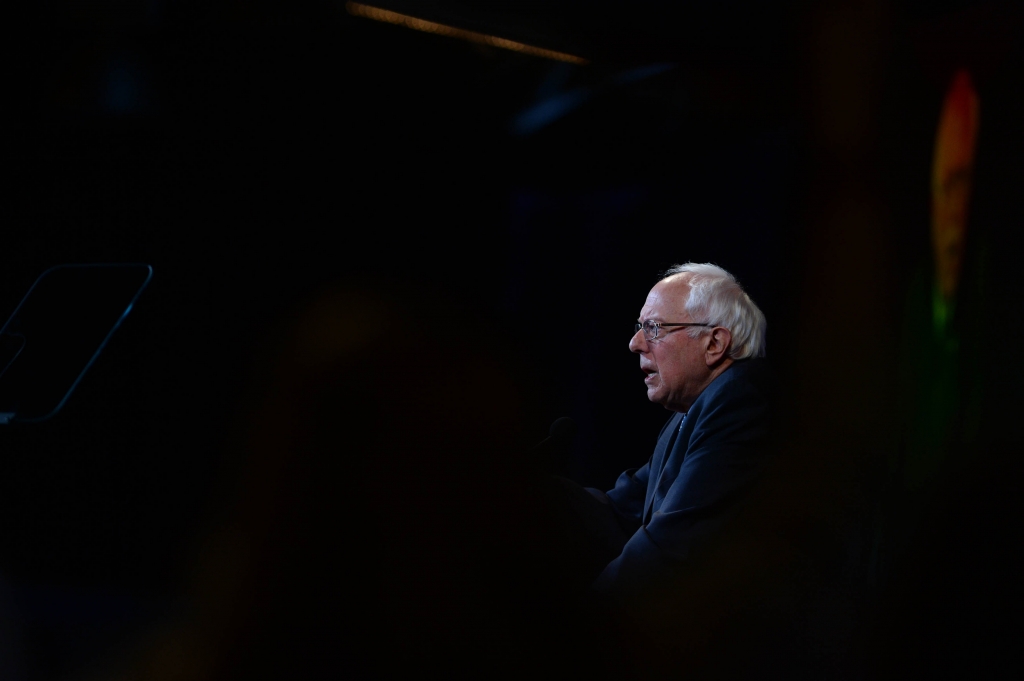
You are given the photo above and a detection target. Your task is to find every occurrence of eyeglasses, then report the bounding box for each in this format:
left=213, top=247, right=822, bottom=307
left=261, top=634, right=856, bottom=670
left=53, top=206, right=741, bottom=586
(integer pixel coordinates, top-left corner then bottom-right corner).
left=634, top=320, right=711, bottom=341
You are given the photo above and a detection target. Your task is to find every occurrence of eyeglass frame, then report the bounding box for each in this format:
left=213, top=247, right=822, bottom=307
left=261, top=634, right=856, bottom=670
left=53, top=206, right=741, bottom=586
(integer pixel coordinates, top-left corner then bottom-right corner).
left=634, top=320, right=712, bottom=341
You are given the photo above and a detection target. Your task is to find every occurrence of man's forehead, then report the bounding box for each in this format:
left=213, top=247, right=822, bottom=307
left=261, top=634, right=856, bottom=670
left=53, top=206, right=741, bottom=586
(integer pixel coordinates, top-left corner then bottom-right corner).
left=653, top=274, right=691, bottom=298
left=643, top=276, right=691, bottom=317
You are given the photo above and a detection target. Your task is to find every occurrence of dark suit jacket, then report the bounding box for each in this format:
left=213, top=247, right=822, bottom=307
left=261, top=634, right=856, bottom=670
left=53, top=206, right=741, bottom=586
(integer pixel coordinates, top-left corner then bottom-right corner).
left=589, top=358, right=773, bottom=599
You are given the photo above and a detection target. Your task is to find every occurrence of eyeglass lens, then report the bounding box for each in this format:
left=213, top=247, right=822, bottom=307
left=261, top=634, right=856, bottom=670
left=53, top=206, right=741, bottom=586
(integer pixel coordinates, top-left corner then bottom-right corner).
left=634, top=321, right=658, bottom=340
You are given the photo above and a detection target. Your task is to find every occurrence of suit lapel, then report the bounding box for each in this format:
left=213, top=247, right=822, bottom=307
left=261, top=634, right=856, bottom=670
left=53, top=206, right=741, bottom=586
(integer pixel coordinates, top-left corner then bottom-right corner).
left=643, top=411, right=684, bottom=524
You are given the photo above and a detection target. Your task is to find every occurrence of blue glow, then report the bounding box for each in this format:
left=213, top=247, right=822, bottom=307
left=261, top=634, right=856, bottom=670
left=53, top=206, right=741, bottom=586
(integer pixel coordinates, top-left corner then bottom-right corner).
left=511, top=63, right=677, bottom=137
left=511, top=88, right=591, bottom=136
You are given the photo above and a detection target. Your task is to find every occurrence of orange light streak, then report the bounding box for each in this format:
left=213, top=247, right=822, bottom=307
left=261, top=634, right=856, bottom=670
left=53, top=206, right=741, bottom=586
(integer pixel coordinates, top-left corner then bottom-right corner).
left=345, top=2, right=589, bottom=65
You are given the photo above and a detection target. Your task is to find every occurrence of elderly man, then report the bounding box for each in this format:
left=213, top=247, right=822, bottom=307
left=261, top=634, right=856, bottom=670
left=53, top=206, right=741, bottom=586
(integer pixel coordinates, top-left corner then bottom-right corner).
left=560, top=263, right=772, bottom=601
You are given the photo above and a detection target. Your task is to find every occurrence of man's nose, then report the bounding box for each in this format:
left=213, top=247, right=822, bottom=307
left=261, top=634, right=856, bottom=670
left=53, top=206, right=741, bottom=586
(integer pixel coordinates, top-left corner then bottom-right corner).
left=629, top=329, right=647, bottom=353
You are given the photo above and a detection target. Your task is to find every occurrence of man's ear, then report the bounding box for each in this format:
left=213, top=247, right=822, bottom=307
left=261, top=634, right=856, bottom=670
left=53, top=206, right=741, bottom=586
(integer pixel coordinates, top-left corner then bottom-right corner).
left=704, top=327, right=733, bottom=366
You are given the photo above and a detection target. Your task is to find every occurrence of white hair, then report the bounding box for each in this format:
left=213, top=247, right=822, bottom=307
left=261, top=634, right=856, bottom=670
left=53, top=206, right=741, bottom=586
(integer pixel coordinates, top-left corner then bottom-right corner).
left=662, top=262, right=766, bottom=359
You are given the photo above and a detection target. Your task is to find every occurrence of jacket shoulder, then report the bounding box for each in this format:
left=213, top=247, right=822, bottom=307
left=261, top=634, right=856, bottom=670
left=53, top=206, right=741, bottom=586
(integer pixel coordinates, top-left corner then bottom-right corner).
left=693, top=358, right=773, bottom=411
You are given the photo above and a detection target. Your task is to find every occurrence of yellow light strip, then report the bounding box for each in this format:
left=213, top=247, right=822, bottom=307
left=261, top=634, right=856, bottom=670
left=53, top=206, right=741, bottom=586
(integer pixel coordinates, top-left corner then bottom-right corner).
left=346, top=2, right=589, bottom=65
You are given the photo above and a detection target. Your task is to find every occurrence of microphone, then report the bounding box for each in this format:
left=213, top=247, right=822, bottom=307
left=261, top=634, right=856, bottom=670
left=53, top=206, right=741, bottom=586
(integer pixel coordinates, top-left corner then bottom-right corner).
left=533, top=416, right=578, bottom=472
left=546, top=416, right=578, bottom=447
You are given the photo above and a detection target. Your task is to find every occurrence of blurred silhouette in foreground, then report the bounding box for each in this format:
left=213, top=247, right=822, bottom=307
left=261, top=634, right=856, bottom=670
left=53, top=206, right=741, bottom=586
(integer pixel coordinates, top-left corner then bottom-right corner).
left=95, top=282, right=623, bottom=679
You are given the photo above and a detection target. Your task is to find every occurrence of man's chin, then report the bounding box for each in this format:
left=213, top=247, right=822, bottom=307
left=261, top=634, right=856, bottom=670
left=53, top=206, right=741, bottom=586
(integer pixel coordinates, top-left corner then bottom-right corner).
left=647, top=389, right=681, bottom=411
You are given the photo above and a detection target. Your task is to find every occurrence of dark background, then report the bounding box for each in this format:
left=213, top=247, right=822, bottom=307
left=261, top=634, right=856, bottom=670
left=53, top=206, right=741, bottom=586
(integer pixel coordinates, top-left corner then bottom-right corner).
left=0, top=1, right=1021, bottom=679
